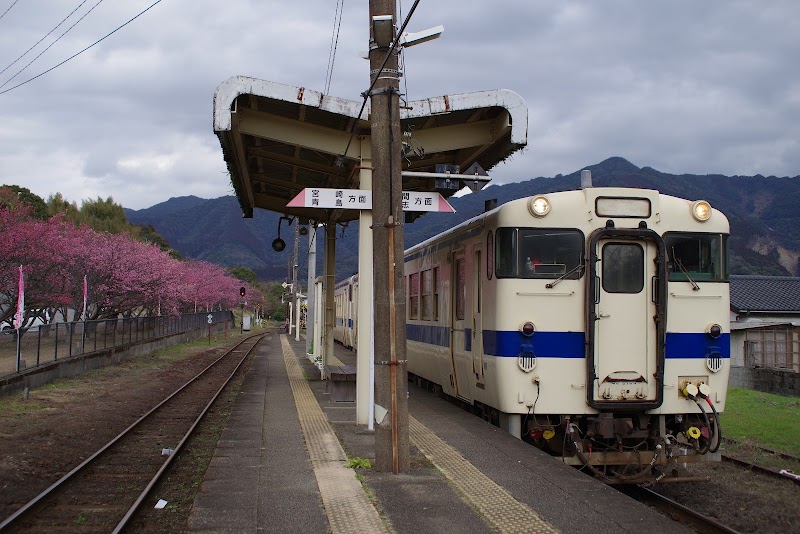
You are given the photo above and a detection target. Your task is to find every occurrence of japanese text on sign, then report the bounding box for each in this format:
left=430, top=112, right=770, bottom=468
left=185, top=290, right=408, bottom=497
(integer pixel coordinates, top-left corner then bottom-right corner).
left=288, top=188, right=455, bottom=213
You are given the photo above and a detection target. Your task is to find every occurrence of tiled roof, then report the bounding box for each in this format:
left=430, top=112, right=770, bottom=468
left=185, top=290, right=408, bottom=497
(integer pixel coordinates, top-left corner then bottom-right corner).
left=730, top=275, right=800, bottom=313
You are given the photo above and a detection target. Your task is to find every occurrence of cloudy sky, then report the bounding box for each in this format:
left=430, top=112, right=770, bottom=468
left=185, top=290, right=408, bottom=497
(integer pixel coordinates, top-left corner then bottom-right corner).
left=1, top=1, right=798, bottom=210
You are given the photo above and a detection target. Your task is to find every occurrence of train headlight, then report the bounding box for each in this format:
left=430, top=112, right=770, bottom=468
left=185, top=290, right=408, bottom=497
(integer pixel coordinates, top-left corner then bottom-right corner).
left=528, top=195, right=551, bottom=217
left=691, top=200, right=712, bottom=222
left=706, top=323, right=722, bottom=339
left=520, top=321, right=535, bottom=337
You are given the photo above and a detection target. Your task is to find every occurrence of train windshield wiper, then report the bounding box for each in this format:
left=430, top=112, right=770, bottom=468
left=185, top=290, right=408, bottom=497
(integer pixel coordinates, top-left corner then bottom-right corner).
left=546, top=263, right=584, bottom=289
left=674, top=256, right=700, bottom=291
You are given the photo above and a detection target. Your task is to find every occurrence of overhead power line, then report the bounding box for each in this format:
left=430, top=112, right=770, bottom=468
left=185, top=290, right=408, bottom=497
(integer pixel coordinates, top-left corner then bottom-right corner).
left=323, top=0, right=344, bottom=95
left=0, top=0, right=21, bottom=24
left=0, top=0, right=106, bottom=91
left=0, top=0, right=165, bottom=96
left=0, top=0, right=91, bottom=79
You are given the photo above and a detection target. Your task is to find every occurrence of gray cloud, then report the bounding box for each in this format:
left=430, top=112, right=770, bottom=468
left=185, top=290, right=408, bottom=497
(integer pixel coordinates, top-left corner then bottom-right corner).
left=1, top=0, right=797, bottom=209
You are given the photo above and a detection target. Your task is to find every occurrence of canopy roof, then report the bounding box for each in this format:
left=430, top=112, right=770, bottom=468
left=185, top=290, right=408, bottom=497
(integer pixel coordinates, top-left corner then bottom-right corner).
left=213, top=76, right=527, bottom=222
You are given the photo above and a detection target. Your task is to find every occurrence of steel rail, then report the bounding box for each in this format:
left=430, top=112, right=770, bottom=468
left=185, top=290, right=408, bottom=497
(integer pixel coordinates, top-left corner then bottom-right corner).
left=621, top=486, right=742, bottom=534
left=0, top=333, right=264, bottom=532
left=114, top=334, right=263, bottom=532
left=720, top=437, right=800, bottom=486
left=722, top=437, right=800, bottom=464
left=721, top=454, right=800, bottom=486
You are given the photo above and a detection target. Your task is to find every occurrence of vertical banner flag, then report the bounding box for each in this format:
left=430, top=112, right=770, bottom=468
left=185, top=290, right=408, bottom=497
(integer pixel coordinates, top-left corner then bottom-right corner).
left=13, top=266, right=24, bottom=329
left=83, top=274, right=88, bottom=321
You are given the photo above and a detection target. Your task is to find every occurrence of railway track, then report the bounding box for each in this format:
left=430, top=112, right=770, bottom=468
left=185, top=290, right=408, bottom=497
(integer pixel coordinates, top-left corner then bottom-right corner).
left=0, top=333, right=264, bottom=533
left=721, top=438, right=800, bottom=486
left=620, top=486, right=741, bottom=534
left=622, top=440, right=800, bottom=533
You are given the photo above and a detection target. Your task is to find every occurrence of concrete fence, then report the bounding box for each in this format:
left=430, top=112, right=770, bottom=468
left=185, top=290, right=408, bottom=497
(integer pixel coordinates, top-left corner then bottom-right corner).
left=729, top=366, right=800, bottom=397
left=0, top=311, right=234, bottom=397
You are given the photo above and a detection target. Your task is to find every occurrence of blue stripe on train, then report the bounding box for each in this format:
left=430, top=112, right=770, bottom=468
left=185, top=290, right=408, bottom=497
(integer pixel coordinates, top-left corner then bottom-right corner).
left=666, top=332, right=730, bottom=359
left=406, top=324, right=730, bottom=359
left=484, top=330, right=585, bottom=358
left=406, top=323, right=450, bottom=347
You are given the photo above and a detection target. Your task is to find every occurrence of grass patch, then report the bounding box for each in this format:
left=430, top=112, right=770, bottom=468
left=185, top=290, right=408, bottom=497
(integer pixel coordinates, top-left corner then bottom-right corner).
left=721, top=388, right=800, bottom=456
left=347, top=457, right=373, bottom=470
left=0, top=398, right=47, bottom=417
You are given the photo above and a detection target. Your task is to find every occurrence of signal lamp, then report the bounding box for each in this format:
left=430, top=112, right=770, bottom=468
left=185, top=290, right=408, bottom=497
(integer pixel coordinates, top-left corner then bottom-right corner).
left=272, top=215, right=291, bottom=252
left=240, top=287, right=246, bottom=297
left=520, top=321, right=535, bottom=337
left=707, top=323, right=722, bottom=339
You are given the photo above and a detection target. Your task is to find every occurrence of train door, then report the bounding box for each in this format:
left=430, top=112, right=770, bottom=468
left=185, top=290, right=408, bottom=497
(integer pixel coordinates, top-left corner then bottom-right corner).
left=350, top=281, right=358, bottom=350
left=450, top=251, right=472, bottom=401
left=588, top=232, right=665, bottom=409
left=471, top=246, right=484, bottom=381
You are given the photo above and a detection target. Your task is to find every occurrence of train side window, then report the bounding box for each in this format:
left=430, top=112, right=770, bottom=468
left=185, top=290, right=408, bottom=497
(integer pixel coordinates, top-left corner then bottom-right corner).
left=495, top=228, right=517, bottom=276
left=602, top=243, right=644, bottom=293
left=487, top=231, right=494, bottom=280
left=456, top=259, right=466, bottom=320
left=421, top=269, right=433, bottom=320
left=664, top=232, right=728, bottom=282
left=409, top=272, right=420, bottom=320
left=432, top=267, right=439, bottom=320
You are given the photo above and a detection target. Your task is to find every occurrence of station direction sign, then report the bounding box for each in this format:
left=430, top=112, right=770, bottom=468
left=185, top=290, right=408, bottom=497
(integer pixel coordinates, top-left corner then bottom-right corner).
left=287, top=188, right=455, bottom=213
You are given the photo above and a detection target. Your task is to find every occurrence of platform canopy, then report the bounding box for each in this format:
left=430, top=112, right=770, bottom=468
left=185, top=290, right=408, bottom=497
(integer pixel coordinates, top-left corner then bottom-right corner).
left=213, top=76, right=527, bottom=222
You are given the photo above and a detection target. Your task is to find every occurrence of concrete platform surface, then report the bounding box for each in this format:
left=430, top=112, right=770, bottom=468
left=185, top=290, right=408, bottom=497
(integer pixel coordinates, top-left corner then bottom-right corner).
left=187, top=331, right=686, bottom=533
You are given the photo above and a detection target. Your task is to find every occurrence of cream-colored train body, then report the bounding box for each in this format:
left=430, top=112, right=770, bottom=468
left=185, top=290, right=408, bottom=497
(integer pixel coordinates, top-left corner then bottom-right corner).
left=334, top=275, right=358, bottom=349
left=403, top=187, right=730, bottom=483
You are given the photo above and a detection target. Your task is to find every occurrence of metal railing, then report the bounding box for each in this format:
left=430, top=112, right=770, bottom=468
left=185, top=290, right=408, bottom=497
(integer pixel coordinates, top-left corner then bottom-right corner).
left=0, top=312, right=234, bottom=378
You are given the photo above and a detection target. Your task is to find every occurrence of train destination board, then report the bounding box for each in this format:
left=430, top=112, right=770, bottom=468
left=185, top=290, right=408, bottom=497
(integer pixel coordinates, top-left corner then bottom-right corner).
left=287, top=188, right=456, bottom=212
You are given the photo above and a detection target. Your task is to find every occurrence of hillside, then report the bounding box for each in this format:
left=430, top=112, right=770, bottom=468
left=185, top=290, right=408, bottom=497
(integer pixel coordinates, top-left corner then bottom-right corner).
left=125, top=157, right=800, bottom=281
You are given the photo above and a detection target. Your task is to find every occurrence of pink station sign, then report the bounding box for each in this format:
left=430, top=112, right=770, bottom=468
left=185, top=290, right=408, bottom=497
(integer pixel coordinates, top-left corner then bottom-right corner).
left=287, top=188, right=455, bottom=213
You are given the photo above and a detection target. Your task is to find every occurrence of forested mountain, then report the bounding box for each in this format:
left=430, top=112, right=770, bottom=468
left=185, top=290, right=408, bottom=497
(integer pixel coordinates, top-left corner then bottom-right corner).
left=125, top=157, right=800, bottom=281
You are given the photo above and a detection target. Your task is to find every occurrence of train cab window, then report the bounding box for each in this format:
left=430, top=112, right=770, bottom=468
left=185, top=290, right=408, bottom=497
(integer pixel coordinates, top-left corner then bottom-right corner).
left=495, top=228, right=584, bottom=279
left=664, top=233, right=728, bottom=282
left=602, top=243, right=644, bottom=293
left=409, top=273, right=420, bottom=320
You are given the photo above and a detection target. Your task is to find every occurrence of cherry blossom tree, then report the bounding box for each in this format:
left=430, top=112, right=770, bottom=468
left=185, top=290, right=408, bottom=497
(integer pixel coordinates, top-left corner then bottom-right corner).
left=2, top=202, right=252, bottom=327
left=0, top=207, right=73, bottom=329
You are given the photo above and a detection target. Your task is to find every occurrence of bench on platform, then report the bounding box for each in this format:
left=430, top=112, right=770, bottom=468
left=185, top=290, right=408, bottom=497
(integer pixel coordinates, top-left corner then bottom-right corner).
left=324, top=364, right=357, bottom=402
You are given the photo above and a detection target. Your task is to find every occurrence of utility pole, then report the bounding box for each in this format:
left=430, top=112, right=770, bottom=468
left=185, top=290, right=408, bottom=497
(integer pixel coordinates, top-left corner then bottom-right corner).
left=369, top=0, right=409, bottom=474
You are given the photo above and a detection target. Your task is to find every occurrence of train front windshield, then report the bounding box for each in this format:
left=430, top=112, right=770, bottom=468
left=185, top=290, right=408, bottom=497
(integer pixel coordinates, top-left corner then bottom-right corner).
left=495, top=228, right=584, bottom=279
left=664, top=232, right=728, bottom=282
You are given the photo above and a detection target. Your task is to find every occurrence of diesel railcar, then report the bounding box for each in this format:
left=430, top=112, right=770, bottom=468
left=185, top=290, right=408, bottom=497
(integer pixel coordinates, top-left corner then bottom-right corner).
left=403, top=184, right=729, bottom=483
left=335, top=183, right=730, bottom=483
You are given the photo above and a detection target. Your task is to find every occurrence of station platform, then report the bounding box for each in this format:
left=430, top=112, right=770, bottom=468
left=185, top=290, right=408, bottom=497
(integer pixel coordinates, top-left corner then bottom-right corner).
left=187, top=330, right=685, bottom=533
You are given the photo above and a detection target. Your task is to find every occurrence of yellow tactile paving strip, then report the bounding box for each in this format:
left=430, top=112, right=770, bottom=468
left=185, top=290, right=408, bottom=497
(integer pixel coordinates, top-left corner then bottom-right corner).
left=280, top=336, right=390, bottom=534
left=409, top=416, right=559, bottom=534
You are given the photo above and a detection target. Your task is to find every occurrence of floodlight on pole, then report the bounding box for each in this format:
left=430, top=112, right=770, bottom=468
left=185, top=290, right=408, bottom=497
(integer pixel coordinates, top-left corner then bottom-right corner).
left=399, top=25, right=443, bottom=47
left=371, top=15, right=394, bottom=48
